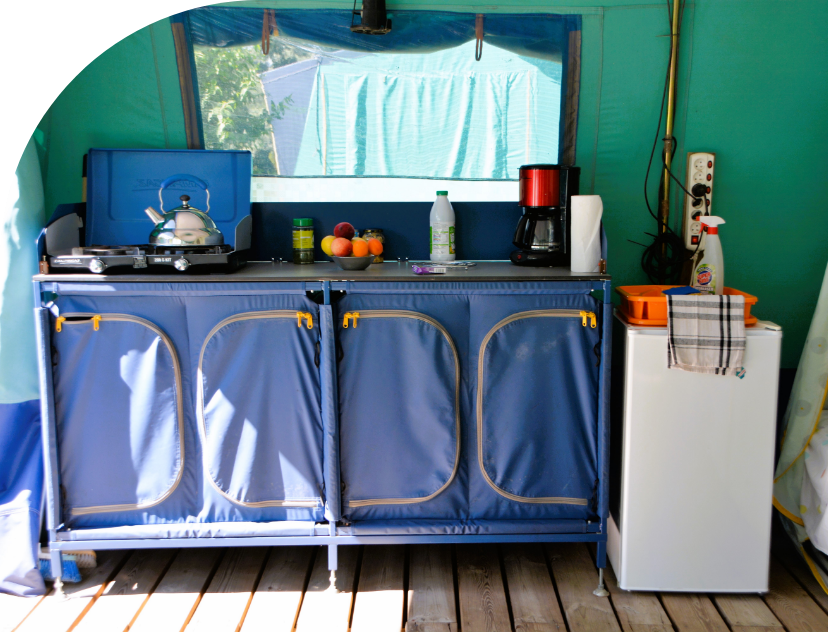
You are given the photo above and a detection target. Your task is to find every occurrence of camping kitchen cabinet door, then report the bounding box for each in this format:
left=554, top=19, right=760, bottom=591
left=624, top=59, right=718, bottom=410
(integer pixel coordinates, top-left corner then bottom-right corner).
left=336, top=295, right=466, bottom=520
left=470, top=294, right=602, bottom=521
left=196, top=302, right=324, bottom=513
left=51, top=313, right=183, bottom=522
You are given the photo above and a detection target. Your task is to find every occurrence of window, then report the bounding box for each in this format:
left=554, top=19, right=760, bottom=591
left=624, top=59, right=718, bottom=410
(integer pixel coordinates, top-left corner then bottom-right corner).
left=179, top=9, right=580, bottom=181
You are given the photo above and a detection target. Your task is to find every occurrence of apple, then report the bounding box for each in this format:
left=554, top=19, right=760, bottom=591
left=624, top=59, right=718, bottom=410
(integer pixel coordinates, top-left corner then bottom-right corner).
left=334, top=222, right=356, bottom=240
left=331, top=237, right=353, bottom=257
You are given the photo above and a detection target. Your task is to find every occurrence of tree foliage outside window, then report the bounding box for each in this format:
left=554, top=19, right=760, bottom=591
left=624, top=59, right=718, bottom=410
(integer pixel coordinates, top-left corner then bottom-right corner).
left=195, top=41, right=311, bottom=174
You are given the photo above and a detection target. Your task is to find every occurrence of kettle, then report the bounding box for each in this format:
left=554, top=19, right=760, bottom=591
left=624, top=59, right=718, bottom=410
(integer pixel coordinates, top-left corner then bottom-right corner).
left=144, top=174, right=224, bottom=246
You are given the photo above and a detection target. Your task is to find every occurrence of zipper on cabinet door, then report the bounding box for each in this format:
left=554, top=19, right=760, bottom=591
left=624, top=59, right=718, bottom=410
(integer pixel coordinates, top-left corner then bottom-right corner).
left=340, top=310, right=462, bottom=507
left=197, top=310, right=322, bottom=508
left=54, top=312, right=185, bottom=515
left=477, top=308, right=598, bottom=506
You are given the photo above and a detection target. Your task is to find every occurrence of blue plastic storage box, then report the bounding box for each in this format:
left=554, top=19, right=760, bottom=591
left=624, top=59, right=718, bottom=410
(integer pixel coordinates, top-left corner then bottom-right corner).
left=85, top=149, right=252, bottom=249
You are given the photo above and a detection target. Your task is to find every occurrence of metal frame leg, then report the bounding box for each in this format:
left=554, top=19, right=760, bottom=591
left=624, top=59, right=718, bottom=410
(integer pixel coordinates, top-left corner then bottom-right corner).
left=596, top=540, right=607, bottom=568
left=328, top=544, right=338, bottom=590
left=593, top=568, right=609, bottom=597
left=593, top=541, right=609, bottom=597
left=50, top=547, right=65, bottom=599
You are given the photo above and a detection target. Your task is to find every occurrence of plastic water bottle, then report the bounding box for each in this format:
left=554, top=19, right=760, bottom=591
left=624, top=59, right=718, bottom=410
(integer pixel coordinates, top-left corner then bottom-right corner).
left=430, top=191, right=455, bottom=262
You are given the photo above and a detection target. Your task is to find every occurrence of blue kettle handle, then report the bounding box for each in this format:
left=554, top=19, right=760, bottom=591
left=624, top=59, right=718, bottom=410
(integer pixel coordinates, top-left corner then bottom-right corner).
left=160, top=174, right=208, bottom=191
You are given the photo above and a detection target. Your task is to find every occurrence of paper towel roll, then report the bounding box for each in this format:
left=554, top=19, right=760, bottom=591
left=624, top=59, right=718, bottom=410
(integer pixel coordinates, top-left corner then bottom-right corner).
left=570, top=195, right=603, bottom=272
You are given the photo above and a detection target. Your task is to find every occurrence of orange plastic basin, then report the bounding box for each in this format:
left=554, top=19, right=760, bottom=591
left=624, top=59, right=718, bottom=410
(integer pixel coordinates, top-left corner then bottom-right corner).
left=616, top=285, right=758, bottom=327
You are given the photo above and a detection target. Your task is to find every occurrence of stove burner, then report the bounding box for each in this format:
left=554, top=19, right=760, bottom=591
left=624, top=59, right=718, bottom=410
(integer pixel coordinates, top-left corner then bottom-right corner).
left=73, top=246, right=145, bottom=256
left=50, top=242, right=246, bottom=275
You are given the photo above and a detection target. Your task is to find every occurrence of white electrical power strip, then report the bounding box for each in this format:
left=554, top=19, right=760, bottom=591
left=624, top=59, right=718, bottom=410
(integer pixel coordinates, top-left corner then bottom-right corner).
left=683, top=152, right=715, bottom=250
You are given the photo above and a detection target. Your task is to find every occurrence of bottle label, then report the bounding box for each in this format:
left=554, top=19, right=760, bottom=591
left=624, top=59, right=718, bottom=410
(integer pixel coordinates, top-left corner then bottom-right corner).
left=293, top=229, right=314, bottom=250
left=430, top=224, right=455, bottom=255
left=693, top=263, right=716, bottom=293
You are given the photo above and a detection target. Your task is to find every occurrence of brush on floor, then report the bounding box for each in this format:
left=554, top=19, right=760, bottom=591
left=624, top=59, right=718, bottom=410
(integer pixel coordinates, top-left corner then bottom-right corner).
left=37, top=548, right=97, bottom=583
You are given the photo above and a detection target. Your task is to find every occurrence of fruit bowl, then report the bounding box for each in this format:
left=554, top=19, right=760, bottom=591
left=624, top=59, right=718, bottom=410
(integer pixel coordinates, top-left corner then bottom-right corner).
left=330, top=255, right=374, bottom=271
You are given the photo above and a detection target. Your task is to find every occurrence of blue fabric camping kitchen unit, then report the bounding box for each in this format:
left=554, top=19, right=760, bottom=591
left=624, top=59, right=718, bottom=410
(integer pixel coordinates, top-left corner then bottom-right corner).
left=35, top=273, right=613, bottom=590
left=32, top=148, right=612, bottom=595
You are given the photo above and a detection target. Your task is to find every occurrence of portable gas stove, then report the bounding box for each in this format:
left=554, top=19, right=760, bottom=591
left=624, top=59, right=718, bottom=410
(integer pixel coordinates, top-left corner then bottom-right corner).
left=46, top=243, right=247, bottom=274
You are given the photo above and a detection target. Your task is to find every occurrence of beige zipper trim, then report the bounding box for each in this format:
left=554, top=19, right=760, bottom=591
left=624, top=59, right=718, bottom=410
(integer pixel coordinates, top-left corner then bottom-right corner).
left=477, top=309, right=593, bottom=506
left=343, top=310, right=461, bottom=508
left=197, top=310, right=322, bottom=509
left=56, top=313, right=185, bottom=516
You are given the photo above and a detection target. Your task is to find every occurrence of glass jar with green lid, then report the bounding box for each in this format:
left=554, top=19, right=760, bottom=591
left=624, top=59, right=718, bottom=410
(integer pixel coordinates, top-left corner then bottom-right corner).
left=292, top=218, right=314, bottom=264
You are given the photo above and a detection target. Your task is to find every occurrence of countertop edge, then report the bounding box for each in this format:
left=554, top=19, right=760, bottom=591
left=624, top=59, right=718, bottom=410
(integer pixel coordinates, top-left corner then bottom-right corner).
left=34, top=261, right=612, bottom=284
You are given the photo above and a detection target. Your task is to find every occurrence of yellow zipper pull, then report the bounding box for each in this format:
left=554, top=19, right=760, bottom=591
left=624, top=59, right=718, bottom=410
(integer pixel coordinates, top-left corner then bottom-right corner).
left=55, top=316, right=66, bottom=332
left=92, top=315, right=102, bottom=331
left=343, top=312, right=360, bottom=328
left=304, top=312, right=313, bottom=329
left=580, top=311, right=588, bottom=327
left=297, top=312, right=303, bottom=328
left=590, top=312, right=597, bottom=328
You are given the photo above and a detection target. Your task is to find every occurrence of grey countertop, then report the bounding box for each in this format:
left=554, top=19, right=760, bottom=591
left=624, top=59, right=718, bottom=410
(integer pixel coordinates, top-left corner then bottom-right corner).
left=35, top=261, right=611, bottom=283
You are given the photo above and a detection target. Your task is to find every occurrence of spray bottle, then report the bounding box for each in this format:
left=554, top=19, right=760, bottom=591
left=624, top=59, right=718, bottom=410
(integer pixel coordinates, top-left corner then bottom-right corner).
left=692, top=216, right=725, bottom=295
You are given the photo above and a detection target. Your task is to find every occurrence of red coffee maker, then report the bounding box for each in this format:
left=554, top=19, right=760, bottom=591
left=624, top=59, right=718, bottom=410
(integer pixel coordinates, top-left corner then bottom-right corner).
left=511, top=164, right=580, bottom=267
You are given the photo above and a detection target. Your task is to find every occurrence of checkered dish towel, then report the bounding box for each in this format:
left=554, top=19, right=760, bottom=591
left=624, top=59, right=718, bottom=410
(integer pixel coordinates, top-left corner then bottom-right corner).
left=667, top=294, right=746, bottom=375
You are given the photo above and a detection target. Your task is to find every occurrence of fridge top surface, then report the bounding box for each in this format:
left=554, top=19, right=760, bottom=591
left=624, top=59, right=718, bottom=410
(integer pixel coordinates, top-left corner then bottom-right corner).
left=615, top=311, right=781, bottom=337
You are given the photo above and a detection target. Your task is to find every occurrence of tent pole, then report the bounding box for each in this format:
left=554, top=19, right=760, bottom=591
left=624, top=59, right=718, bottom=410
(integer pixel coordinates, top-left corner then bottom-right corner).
left=660, top=0, right=681, bottom=236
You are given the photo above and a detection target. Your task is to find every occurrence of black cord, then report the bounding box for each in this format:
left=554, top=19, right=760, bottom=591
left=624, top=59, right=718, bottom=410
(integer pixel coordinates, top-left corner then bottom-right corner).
left=638, top=0, right=699, bottom=284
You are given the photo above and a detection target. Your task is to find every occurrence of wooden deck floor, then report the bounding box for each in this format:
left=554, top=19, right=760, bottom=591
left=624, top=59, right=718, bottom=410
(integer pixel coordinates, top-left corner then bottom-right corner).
left=3, top=541, right=828, bottom=632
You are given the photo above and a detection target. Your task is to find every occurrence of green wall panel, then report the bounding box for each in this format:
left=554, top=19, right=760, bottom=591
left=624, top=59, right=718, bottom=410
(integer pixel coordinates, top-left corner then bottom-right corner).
left=681, top=0, right=828, bottom=367
left=40, top=18, right=186, bottom=215
left=37, top=1, right=827, bottom=366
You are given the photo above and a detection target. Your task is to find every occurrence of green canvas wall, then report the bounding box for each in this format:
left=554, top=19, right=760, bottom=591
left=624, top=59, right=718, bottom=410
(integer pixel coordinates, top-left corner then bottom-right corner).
left=36, top=0, right=828, bottom=368
left=38, top=18, right=187, bottom=215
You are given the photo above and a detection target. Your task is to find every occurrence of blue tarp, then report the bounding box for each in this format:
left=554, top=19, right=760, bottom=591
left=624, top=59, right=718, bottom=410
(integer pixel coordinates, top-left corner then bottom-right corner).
left=0, top=400, right=43, bottom=596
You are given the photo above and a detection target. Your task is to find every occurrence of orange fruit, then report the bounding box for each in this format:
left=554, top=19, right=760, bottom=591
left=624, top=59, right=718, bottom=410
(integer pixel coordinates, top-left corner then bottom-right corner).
left=352, top=239, right=369, bottom=257
left=367, top=238, right=383, bottom=256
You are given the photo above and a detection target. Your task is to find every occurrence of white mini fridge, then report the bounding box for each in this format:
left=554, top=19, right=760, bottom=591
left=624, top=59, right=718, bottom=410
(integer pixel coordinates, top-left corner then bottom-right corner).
left=609, top=314, right=782, bottom=592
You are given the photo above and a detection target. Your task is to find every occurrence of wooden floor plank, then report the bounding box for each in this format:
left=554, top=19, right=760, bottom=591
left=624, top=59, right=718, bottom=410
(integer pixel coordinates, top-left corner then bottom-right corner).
left=406, top=545, right=457, bottom=632
left=130, top=548, right=223, bottom=632
left=714, top=594, right=782, bottom=631
left=185, top=547, right=267, bottom=632
left=295, top=546, right=360, bottom=632
left=15, top=550, right=127, bottom=632
left=0, top=593, right=46, bottom=632
left=600, top=557, right=672, bottom=632
left=774, top=543, right=828, bottom=616
left=501, top=543, right=566, bottom=632
left=763, top=556, right=828, bottom=632
left=351, top=545, right=406, bottom=632
left=659, top=594, right=729, bottom=632
left=546, top=544, right=621, bottom=632
left=73, top=549, right=176, bottom=632
left=456, top=544, right=512, bottom=632
left=241, top=547, right=315, bottom=632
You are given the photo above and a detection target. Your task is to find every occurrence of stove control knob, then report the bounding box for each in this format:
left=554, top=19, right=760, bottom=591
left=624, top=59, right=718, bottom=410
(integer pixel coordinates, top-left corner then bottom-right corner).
left=89, top=258, right=106, bottom=274
left=174, top=257, right=190, bottom=271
